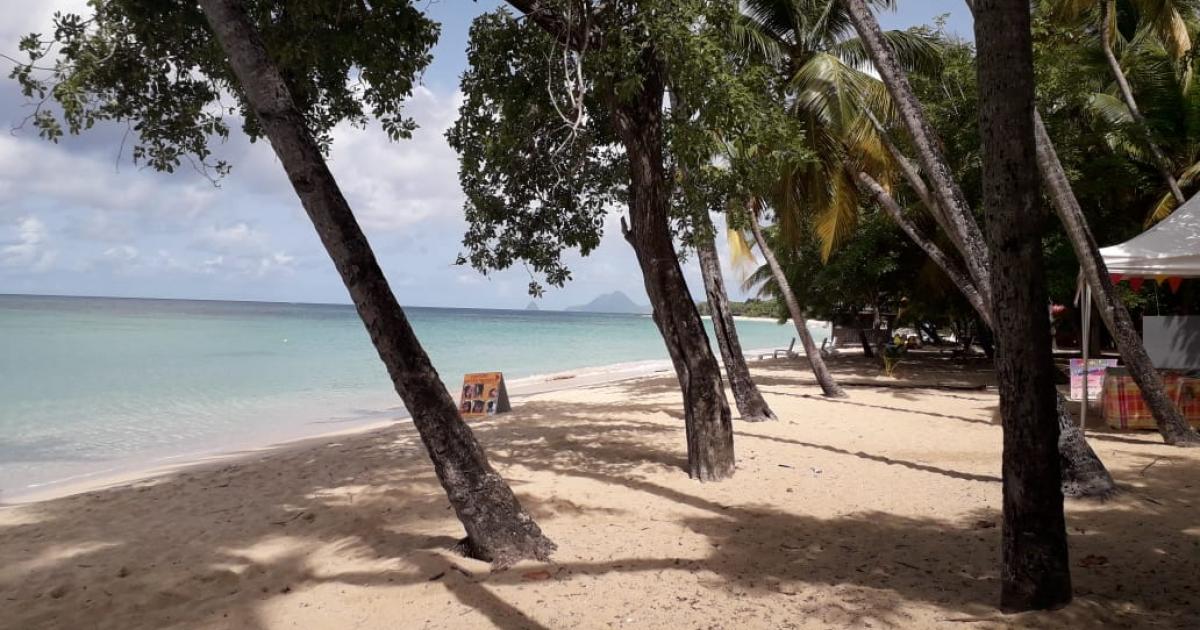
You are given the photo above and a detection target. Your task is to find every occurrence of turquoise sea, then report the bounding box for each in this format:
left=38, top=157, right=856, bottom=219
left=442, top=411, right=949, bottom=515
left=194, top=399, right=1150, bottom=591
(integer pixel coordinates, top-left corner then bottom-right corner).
left=0, top=294, right=820, bottom=500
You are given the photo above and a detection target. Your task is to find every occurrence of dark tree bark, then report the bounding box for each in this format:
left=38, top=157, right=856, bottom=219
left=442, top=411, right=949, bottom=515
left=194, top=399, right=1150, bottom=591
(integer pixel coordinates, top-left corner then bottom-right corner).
left=858, top=329, right=875, bottom=358
left=747, top=211, right=847, bottom=398
left=1033, top=114, right=1200, bottom=446
left=696, top=216, right=777, bottom=422
left=850, top=10, right=1117, bottom=499
left=856, top=170, right=992, bottom=323
left=610, top=54, right=736, bottom=481
left=975, top=0, right=1072, bottom=611
left=1056, top=394, right=1117, bottom=498
left=197, top=0, right=554, bottom=567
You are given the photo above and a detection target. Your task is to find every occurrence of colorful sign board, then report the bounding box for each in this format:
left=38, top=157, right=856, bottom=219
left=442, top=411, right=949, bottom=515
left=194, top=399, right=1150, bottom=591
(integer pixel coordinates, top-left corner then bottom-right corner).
left=459, top=372, right=511, bottom=418
left=1070, top=359, right=1119, bottom=401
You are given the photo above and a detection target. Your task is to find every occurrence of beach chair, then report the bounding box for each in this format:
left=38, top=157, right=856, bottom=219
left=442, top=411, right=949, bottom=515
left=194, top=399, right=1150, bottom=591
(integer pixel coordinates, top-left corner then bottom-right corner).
left=759, top=338, right=797, bottom=360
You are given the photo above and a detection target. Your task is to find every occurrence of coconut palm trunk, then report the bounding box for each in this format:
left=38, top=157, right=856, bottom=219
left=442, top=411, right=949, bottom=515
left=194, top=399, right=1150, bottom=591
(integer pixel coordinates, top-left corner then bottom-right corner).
left=1098, top=1, right=1186, bottom=205
left=856, top=171, right=990, bottom=321
left=1034, top=114, right=1200, bottom=445
left=857, top=170, right=1117, bottom=498
left=842, top=0, right=993, bottom=305
left=975, top=0, right=1073, bottom=610
left=197, top=0, right=554, bottom=567
left=747, top=209, right=846, bottom=398
left=695, top=220, right=777, bottom=422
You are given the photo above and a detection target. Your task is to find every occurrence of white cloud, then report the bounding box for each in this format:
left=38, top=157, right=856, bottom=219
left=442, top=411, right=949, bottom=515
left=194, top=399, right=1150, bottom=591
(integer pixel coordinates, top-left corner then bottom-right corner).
left=326, top=87, right=467, bottom=233
left=102, top=244, right=138, bottom=260
left=1, top=215, right=57, bottom=272
left=195, top=222, right=264, bottom=252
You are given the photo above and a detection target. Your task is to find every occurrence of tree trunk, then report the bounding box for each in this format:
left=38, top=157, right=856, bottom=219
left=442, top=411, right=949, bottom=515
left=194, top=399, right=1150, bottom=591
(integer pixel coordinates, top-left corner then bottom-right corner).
left=843, top=0, right=993, bottom=307
left=747, top=210, right=847, bottom=397
left=1099, top=1, right=1186, bottom=205
left=609, top=54, right=735, bottom=481
left=696, top=217, right=777, bottom=422
left=856, top=170, right=992, bottom=325
left=975, top=0, right=1072, bottom=611
left=197, top=0, right=555, bottom=567
left=1056, top=394, right=1117, bottom=498
left=1034, top=114, right=1200, bottom=445
left=851, top=12, right=1118, bottom=499
left=858, top=329, right=875, bottom=358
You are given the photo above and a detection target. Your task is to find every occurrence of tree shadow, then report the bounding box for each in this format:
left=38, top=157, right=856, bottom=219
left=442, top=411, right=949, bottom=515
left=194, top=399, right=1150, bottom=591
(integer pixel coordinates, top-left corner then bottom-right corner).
left=1, top=385, right=1196, bottom=628
left=759, top=388, right=997, bottom=427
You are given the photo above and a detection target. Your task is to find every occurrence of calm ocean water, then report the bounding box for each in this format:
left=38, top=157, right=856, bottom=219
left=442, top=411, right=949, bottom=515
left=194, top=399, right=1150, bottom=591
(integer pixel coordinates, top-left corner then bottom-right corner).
left=0, top=294, right=819, bottom=500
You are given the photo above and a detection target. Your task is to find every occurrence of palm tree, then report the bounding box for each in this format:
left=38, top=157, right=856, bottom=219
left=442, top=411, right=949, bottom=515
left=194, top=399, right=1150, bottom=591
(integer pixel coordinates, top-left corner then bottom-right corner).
left=1047, top=0, right=1196, bottom=207
left=738, top=0, right=942, bottom=258
left=845, top=0, right=1200, bottom=447
left=976, top=0, right=1073, bottom=610
left=197, top=0, right=555, bottom=566
left=724, top=0, right=940, bottom=397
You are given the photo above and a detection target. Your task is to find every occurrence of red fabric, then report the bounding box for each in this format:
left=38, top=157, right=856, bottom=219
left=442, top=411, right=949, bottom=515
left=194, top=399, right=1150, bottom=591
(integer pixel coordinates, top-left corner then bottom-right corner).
left=1102, top=372, right=1200, bottom=430
left=1128, top=277, right=1145, bottom=292
left=1167, top=276, right=1183, bottom=293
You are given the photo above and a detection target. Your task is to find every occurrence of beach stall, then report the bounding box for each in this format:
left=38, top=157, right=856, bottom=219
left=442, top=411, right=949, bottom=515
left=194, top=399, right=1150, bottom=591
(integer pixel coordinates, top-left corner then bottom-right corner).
left=1079, top=194, right=1200, bottom=428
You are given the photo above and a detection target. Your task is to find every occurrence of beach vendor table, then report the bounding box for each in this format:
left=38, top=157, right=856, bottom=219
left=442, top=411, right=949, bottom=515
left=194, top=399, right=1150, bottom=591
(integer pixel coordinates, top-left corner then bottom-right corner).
left=1100, top=368, right=1200, bottom=430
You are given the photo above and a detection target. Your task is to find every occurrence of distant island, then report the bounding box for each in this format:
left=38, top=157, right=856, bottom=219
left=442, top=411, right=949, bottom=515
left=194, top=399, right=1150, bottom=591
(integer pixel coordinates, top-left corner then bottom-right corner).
left=525, top=300, right=540, bottom=311
left=566, top=291, right=650, bottom=314
left=696, top=298, right=780, bottom=319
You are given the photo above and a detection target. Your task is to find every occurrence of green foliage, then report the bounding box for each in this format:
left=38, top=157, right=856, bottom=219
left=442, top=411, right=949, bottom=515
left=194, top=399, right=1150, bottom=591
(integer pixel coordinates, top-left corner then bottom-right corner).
left=741, top=210, right=963, bottom=324
left=449, top=1, right=795, bottom=295
left=9, top=0, right=438, bottom=176
left=732, top=0, right=944, bottom=259
left=446, top=10, right=623, bottom=296
left=695, top=298, right=782, bottom=319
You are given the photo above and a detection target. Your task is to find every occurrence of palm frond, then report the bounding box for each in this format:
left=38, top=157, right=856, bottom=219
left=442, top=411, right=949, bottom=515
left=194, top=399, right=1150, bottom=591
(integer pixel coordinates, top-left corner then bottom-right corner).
left=813, top=167, right=860, bottom=260
left=831, top=29, right=944, bottom=77
left=726, top=228, right=759, bottom=279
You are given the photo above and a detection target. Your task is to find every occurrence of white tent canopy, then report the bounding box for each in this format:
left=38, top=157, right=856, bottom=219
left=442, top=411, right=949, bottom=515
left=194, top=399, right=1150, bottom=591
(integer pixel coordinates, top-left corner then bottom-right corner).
left=1099, top=194, right=1200, bottom=278
left=1078, top=193, right=1200, bottom=428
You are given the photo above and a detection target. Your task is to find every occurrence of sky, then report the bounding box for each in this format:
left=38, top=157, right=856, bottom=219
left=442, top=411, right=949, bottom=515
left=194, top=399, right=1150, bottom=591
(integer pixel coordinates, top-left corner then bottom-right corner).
left=0, top=0, right=972, bottom=309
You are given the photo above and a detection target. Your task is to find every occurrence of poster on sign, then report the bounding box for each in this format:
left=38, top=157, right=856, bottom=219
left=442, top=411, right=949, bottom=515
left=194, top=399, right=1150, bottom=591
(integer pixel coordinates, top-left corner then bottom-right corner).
left=459, top=372, right=511, bottom=418
left=1070, top=359, right=1119, bottom=401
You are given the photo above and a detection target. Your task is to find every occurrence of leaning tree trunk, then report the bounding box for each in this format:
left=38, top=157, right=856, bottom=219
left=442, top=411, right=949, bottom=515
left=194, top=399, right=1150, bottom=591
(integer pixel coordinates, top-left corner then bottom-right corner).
left=843, top=0, right=993, bottom=307
left=1098, top=1, right=1186, bottom=205
left=1034, top=114, right=1200, bottom=446
left=696, top=216, right=777, bottom=422
left=609, top=53, right=736, bottom=481
left=197, top=0, right=554, bottom=567
left=747, top=211, right=846, bottom=398
left=856, top=171, right=991, bottom=321
left=976, top=0, right=1073, bottom=611
left=856, top=169, right=1117, bottom=498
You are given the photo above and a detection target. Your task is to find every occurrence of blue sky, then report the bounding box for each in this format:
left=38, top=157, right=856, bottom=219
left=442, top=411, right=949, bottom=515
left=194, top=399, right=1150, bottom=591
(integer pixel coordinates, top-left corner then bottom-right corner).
left=0, top=1, right=971, bottom=309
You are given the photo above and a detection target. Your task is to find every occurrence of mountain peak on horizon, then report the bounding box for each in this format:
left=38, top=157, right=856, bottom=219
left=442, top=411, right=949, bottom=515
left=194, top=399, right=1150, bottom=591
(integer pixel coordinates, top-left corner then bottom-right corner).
left=565, top=291, right=649, bottom=314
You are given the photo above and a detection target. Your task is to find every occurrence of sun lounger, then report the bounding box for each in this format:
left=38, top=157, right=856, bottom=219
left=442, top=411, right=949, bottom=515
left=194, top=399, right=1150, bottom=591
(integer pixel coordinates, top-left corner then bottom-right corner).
left=759, top=338, right=796, bottom=360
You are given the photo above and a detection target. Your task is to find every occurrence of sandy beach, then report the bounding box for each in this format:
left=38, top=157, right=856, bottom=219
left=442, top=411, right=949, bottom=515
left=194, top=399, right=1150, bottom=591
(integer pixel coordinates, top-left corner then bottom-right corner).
left=1, top=355, right=1196, bottom=629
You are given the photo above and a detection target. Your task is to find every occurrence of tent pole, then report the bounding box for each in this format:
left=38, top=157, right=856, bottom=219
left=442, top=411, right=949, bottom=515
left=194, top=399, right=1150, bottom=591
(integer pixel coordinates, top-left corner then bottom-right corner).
left=1081, top=284, right=1092, bottom=430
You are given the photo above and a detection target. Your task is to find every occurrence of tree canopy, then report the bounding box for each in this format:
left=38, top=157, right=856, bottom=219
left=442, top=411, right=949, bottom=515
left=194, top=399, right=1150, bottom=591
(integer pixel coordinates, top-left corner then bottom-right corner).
left=10, top=0, right=438, bottom=175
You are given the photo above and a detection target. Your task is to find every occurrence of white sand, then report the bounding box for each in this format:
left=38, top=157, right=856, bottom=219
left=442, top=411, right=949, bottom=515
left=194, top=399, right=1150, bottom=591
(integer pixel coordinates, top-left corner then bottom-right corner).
left=1, top=356, right=1195, bottom=629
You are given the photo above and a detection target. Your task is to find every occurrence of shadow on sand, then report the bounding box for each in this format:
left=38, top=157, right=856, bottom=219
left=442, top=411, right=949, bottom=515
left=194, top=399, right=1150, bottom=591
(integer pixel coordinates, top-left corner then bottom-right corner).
left=0, top=373, right=1196, bottom=629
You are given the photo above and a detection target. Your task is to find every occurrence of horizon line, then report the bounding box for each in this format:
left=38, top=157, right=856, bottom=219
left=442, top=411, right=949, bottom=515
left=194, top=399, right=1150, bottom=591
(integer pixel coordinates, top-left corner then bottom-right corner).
left=0, top=291, right=669, bottom=313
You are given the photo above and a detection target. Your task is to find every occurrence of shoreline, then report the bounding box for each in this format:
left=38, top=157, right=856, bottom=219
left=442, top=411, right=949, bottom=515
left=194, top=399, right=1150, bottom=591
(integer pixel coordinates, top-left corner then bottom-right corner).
left=2, top=353, right=746, bottom=506
left=3, top=356, right=1192, bottom=628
